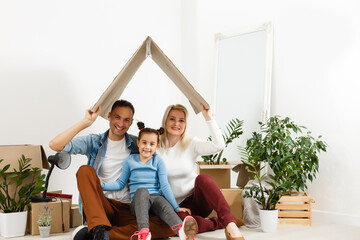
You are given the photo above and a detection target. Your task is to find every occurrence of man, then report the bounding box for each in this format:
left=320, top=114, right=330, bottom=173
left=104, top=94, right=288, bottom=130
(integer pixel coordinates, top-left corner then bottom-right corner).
left=49, top=100, right=175, bottom=240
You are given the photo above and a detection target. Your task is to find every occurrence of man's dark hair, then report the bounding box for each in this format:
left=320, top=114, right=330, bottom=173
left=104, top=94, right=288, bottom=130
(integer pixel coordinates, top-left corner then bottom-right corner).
left=111, top=99, right=135, bottom=115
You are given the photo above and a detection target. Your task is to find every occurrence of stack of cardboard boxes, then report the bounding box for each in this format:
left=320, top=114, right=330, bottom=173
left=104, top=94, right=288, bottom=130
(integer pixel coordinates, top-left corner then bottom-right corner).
left=198, top=162, right=244, bottom=220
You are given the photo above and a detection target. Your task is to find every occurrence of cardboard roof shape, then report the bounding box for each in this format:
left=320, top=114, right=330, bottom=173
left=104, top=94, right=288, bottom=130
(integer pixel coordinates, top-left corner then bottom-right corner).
left=91, top=36, right=209, bottom=119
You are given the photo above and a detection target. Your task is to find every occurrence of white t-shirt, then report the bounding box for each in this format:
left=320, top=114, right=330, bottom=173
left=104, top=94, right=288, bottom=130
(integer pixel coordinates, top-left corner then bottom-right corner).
left=98, top=138, right=131, bottom=204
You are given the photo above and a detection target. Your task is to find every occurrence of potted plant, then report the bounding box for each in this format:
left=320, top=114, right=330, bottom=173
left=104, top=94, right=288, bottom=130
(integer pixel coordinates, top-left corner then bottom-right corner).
left=198, top=118, right=243, bottom=189
left=37, top=204, right=53, bottom=238
left=201, top=118, right=244, bottom=165
left=0, top=155, right=46, bottom=237
left=240, top=159, right=288, bottom=232
left=240, top=115, right=327, bottom=232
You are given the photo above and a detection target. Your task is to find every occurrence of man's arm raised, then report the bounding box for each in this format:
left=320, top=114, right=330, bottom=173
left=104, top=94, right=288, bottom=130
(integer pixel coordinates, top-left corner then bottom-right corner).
left=49, top=107, right=101, bottom=152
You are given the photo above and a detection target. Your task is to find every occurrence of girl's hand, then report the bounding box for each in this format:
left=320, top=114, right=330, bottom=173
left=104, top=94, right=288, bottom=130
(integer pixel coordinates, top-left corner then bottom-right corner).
left=201, top=104, right=213, bottom=121
left=176, top=207, right=192, bottom=215
left=98, top=176, right=103, bottom=186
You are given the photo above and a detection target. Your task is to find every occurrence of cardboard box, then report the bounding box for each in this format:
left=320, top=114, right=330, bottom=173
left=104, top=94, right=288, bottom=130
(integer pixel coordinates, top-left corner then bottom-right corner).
left=70, top=204, right=83, bottom=228
left=91, top=36, right=209, bottom=119
left=198, top=163, right=232, bottom=189
left=0, top=145, right=49, bottom=171
left=26, top=199, right=70, bottom=235
left=208, top=188, right=243, bottom=220
left=48, top=191, right=82, bottom=228
left=0, top=145, right=50, bottom=198
left=47, top=192, right=73, bottom=215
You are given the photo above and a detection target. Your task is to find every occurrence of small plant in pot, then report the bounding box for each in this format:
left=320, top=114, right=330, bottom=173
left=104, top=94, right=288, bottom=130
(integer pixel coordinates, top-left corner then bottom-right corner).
left=38, top=204, right=53, bottom=238
left=202, top=118, right=243, bottom=165
left=240, top=152, right=290, bottom=233
left=0, top=155, right=46, bottom=237
left=240, top=115, right=327, bottom=232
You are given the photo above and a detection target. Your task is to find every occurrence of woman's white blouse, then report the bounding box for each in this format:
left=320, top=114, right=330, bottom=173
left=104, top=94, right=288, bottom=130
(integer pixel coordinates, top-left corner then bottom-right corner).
left=158, top=119, right=225, bottom=204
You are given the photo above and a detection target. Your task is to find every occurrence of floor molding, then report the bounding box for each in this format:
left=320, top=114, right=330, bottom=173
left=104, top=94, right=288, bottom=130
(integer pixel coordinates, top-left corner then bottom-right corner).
left=312, top=209, right=360, bottom=226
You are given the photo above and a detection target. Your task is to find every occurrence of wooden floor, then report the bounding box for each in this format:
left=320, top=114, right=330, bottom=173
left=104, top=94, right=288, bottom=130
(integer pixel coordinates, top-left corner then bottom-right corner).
left=2, top=217, right=360, bottom=240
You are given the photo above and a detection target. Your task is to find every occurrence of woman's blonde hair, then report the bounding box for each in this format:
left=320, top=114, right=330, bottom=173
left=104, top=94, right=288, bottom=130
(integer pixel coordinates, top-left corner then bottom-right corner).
left=160, top=104, right=192, bottom=149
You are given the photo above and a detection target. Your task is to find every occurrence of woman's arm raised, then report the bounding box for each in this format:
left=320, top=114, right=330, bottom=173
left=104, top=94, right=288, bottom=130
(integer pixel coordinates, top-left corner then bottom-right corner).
left=201, top=104, right=213, bottom=121
left=192, top=104, right=225, bottom=156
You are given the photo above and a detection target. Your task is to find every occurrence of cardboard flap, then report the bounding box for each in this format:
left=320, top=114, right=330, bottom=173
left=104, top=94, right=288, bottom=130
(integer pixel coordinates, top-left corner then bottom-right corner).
left=0, top=145, right=49, bottom=173
left=92, top=36, right=209, bottom=119
left=150, top=38, right=209, bottom=113
left=92, top=37, right=148, bottom=118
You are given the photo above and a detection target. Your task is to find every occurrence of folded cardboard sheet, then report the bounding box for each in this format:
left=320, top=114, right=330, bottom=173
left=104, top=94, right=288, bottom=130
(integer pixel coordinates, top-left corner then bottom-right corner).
left=92, top=36, right=209, bottom=119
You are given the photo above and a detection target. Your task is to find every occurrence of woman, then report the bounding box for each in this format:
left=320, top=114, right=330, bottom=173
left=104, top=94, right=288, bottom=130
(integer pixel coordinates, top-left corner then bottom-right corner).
left=158, top=104, right=245, bottom=240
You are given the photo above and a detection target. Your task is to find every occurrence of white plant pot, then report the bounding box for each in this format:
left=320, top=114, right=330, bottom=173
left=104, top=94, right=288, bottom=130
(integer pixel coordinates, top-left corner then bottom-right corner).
left=259, top=209, right=278, bottom=233
left=39, top=226, right=51, bottom=238
left=0, top=211, right=28, bottom=237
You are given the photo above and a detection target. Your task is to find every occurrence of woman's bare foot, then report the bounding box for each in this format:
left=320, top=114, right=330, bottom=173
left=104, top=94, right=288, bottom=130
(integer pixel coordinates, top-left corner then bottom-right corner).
left=226, top=222, right=243, bottom=238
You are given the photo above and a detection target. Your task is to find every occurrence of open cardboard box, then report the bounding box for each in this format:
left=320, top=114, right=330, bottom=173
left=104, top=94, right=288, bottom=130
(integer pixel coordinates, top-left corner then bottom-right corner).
left=0, top=145, right=50, bottom=197
left=197, top=162, right=233, bottom=189
left=91, top=36, right=209, bottom=118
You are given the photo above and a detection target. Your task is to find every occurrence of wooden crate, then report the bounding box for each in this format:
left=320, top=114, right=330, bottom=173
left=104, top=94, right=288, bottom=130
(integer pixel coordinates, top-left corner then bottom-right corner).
left=276, top=192, right=312, bottom=226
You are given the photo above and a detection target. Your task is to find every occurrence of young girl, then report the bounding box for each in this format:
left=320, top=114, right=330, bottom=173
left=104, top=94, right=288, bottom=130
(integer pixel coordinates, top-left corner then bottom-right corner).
left=100, top=122, right=198, bottom=240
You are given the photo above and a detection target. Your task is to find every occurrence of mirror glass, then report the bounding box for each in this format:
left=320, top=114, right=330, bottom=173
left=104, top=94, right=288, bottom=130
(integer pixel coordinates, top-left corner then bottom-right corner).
left=214, top=23, right=273, bottom=169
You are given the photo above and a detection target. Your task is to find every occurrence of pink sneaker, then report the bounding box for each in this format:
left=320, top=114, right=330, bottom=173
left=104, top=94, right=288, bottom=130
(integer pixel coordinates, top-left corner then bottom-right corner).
left=172, top=216, right=198, bottom=240
left=131, top=228, right=151, bottom=240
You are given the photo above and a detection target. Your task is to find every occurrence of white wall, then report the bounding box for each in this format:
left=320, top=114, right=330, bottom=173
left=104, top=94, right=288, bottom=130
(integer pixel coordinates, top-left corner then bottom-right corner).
left=0, top=0, right=187, bottom=203
left=190, top=0, right=360, bottom=219
left=1, top=0, right=359, bottom=221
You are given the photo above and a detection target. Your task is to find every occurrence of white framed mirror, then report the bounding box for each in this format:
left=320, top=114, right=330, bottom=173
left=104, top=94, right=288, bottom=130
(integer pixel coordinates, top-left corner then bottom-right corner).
left=213, top=22, right=273, bottom=172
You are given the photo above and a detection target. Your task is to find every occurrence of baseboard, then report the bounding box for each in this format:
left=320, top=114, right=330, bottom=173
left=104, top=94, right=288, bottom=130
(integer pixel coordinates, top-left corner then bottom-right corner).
left=312, top=209, right=360, bottom=226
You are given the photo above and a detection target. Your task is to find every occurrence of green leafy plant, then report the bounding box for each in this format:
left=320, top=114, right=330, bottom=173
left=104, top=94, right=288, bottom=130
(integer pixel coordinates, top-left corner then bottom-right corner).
left=37, top=204, right=53, bottom=226
left=241, top=159, right=289, bottom=210
left=202, top=118, right=243, bottom=164
left=0, top=155, right=46, bottom=213
left=240, top=115, right=327, bottom=210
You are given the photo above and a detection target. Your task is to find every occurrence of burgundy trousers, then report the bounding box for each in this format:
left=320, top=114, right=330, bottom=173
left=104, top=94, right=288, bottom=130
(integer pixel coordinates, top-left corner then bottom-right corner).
left=76, top=165, right=175, bottom=240
left=177, top=174, right=239, bottom=233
